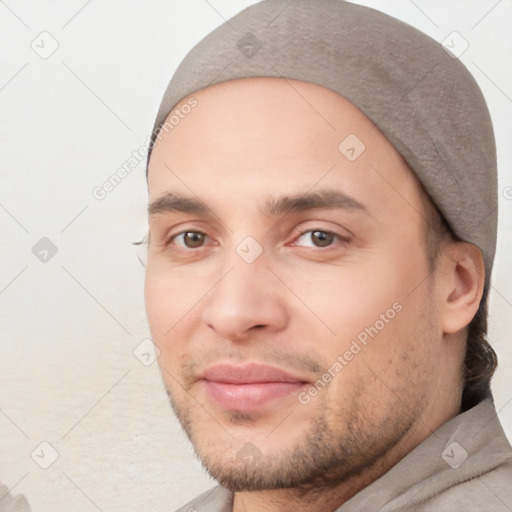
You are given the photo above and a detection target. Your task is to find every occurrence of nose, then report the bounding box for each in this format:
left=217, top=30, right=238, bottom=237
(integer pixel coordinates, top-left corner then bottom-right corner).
left=201, top=258, right=289, bottom=341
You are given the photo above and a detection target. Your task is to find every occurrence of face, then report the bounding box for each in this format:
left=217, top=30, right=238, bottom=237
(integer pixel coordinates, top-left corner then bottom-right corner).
left=145, top=78, right=447, bottom=492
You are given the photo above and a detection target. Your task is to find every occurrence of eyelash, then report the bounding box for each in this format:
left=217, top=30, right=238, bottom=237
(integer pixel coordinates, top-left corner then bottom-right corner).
left=166, top=227, right=349, bottom=252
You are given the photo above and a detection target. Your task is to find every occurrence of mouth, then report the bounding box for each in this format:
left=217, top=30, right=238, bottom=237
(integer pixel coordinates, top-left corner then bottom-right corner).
left=200, top=363, right=309, bottom=412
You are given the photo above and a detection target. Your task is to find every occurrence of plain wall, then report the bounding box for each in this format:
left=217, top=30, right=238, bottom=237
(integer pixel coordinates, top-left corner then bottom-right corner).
left=1, top=1, right=511, bottom=510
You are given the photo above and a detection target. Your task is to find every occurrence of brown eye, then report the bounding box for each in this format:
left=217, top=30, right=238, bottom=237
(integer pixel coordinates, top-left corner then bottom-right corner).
left=174, top=231, right=207, bottom=248
left=295, top=230, right=338, bottom=248
left=311, top=231, right=335, bottom=247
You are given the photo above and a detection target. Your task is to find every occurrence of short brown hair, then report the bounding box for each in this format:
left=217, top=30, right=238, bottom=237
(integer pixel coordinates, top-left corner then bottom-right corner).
left=421, top=191, right=497, bottom=411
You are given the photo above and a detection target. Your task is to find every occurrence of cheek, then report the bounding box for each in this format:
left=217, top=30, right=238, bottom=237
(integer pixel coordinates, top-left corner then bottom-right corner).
left=145, top=277, right=186, bottom=388
left=274, top=259, right=404, bottom=340
left=144, top=265, right=170, bottom=336
left=144, top=263, right=195, bottom=345
left=318, top=293, right=436, bottom=423
left=273, top=237, right=430, bottom=369
left=144, top=261, right=214, bottom=379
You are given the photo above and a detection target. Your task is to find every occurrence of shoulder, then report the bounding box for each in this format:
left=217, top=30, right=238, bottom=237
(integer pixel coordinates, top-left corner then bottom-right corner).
left=413, top=461, right=512, bottom=511
left=0, top=482, right=31, bottom=512
left=174, top=485, right=233, bottom=512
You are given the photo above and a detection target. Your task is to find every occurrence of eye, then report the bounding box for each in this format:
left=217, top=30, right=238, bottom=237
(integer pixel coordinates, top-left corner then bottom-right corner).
left=171, top=231, right=208, bottom=249
left=294, top=230, right=344, bottom=248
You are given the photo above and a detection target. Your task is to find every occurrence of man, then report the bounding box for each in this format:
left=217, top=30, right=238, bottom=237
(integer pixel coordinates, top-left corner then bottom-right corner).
left=144, top=0, right=512, bottom=510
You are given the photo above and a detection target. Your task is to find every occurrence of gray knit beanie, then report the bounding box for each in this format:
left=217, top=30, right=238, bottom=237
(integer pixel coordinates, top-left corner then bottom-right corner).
left=148, top=0, right=497, bottom=289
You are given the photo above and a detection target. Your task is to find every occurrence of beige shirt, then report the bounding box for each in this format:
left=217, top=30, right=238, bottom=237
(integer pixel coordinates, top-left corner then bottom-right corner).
left=0, top=483, right=30, bottom=512
left=176, top=398, right=512, bottom=511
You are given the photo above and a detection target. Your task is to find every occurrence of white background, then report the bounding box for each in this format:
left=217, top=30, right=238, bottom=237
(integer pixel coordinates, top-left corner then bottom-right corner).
left=1, top=1, right=511, bottom=511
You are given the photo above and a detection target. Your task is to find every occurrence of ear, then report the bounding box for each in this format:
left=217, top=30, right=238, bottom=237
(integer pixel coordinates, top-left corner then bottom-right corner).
left=438, top=242, right=485, bottom=334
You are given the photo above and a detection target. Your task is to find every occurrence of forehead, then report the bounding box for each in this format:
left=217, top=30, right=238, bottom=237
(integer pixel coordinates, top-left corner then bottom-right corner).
left=147, top=77, right=423, bottom=223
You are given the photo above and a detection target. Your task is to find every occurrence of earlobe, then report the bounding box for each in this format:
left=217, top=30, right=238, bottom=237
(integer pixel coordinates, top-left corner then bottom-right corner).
left=441, top=242, right=485, bottom=335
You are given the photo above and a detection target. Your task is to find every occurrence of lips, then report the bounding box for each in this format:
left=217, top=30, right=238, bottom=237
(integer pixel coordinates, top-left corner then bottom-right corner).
left=201, top=363, right=308, bottom=412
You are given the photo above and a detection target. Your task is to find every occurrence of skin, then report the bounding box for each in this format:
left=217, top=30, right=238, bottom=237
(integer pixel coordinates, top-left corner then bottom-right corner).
left=145, top=77, right=484, bottom=512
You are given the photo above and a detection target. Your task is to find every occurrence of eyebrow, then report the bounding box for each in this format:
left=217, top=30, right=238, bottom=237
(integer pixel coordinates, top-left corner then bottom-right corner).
left=148, top=193, right=210, bottom=217
left=262, top=189, right=366, bottom=216
left=148, top=189, right=367, bottom=218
